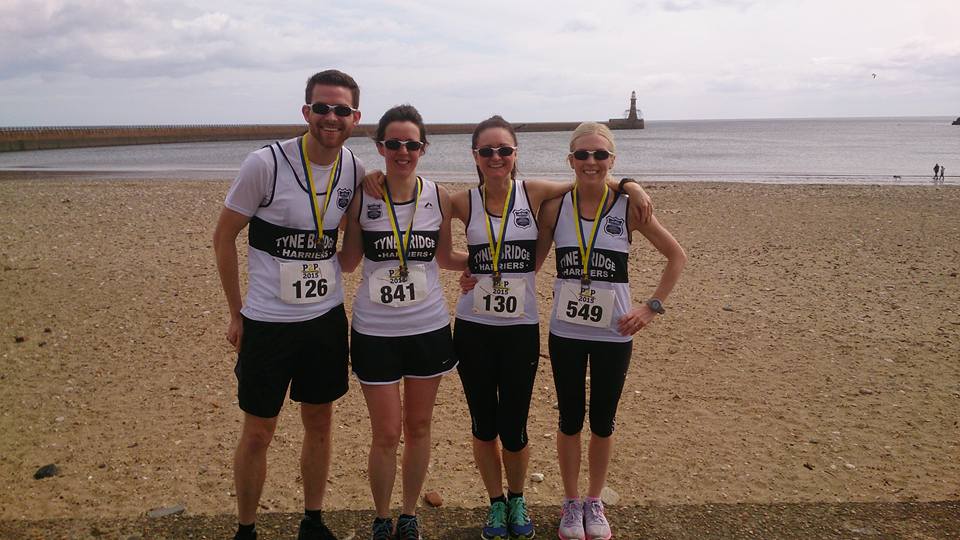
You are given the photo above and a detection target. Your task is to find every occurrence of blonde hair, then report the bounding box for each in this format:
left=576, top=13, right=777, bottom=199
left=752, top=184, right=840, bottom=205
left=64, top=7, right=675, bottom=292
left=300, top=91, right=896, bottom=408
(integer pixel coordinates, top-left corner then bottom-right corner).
left=569, top=122, right=616, bottom=153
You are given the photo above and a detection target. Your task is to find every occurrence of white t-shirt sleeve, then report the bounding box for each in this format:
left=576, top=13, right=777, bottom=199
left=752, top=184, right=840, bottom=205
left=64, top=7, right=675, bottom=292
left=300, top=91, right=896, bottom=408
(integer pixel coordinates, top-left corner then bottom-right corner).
left=225, top=150, right=273, bottom=217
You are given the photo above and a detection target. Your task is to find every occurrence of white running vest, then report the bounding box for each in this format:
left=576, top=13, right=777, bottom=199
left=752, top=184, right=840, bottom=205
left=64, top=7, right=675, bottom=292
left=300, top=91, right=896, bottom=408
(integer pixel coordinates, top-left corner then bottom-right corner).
left=548, top=191, right=633, bottom=342
left=455, top=180, right=539, bottom=326
left=351, top=178, right=449, bottom=337
left=225, top=137, right=361, bottom=322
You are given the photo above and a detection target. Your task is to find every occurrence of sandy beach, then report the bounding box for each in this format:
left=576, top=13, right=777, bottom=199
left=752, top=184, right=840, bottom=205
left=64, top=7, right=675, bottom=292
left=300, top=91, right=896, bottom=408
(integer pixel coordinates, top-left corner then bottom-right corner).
left=1, top=178, right=958, bottom=524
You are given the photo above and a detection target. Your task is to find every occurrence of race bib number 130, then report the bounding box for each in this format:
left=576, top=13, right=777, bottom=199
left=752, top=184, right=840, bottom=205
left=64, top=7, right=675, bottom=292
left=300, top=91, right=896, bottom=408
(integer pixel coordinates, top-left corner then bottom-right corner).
left=556, top=282, right=615, bottom=328
left=279, top=259, right=337, bottom=304
left=473, top=275, right=525, bottom=318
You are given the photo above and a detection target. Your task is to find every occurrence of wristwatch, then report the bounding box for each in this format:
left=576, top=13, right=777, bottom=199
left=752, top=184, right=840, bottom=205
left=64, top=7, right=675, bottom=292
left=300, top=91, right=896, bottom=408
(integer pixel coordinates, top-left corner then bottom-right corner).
left=646, top=298, right=665, bottom=315
left=618, top=177, right=640, bottom=192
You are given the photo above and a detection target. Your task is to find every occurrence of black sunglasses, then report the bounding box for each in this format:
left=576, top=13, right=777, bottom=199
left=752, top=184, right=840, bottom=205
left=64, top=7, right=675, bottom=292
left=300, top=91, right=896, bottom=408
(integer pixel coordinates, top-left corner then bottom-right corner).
left=380, top=139, right=425, bottom=151
left=310, top=102, right=358, bottom=117
left=571, top=149, right=614, bottom=161
left=474, top=146, right=517, bottom=158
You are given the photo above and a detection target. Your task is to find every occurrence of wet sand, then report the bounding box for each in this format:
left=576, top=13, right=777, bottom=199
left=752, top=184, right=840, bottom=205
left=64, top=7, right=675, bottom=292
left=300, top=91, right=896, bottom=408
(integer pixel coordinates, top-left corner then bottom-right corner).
left=1, top=178, right=958, bottom=524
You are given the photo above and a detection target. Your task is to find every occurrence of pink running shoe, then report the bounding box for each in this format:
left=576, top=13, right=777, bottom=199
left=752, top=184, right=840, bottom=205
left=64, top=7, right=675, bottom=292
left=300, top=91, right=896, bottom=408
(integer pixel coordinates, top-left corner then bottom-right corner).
left=558, top=497, right=585, bottom=540
left=583, top=497, right=611, bottom=540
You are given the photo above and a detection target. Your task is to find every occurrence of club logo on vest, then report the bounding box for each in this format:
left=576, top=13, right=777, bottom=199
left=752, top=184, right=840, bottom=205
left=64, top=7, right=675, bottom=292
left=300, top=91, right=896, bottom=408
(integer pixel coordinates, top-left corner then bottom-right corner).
left=366, top=204, right=382, bottom=220
left=513, top=208, right=532, bottom=228
left=604, top=216, right=624, bottom=236
left=337, top=188, right=352, bottom=209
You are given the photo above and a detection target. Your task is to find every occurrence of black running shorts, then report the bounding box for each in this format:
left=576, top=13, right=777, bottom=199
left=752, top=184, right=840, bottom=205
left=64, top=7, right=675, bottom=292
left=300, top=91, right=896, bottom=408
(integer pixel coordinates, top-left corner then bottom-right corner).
left=234, top=305, right=349, bottom=418
left=350, top=325, right=456, bottom=385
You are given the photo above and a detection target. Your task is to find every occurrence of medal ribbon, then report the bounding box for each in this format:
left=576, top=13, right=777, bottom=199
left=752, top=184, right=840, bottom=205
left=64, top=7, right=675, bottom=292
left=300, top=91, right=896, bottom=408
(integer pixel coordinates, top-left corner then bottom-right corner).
left=299, top=134, right=341, bottom=239
left=482, top=180, right=516, bottom=277
left=571, top=183, right=609, bottom=283
left=383, top=176, right=423, bottom=271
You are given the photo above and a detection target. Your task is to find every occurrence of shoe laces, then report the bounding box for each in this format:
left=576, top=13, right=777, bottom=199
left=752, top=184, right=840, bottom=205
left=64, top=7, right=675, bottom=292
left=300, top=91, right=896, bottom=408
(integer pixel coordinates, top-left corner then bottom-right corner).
left=508, top=497, right=529, bottom=525
left=487, top=501, right=507, bottom=528
left=372, top=519, right=393, bottom=540
left=397, top=516, right=420, bottom=539
left=561, top=498, right=583, bottom=527
left=584, top=499, right=607, bottom=525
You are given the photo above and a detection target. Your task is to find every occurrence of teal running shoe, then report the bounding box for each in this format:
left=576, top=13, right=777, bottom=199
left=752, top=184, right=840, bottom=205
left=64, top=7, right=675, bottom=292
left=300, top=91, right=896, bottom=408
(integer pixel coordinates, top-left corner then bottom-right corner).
left=507, top=496, right=535, bottom=539
left=481, top=500, right=508, bottom=540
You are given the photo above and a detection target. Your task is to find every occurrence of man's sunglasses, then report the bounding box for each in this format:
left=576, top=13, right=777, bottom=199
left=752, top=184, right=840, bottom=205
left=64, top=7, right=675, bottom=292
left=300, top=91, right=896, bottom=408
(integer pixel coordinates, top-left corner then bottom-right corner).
left=379, top=139, right=425, bottom=151
left=474, top=146, right=517, bottom=158
left=309, top=102, right=358, bottom=117
left=570, top=149, right=614, bottom=161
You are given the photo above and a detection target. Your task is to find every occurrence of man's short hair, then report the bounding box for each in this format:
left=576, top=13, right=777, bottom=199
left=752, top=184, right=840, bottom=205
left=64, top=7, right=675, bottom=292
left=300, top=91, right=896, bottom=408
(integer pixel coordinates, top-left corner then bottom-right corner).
left=305, top=70, right=360, bottom=107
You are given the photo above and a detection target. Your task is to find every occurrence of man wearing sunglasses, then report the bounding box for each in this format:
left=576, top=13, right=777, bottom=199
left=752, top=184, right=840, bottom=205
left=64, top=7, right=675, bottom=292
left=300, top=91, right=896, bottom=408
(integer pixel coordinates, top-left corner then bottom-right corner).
left=214, top=69, right=364, bottom=540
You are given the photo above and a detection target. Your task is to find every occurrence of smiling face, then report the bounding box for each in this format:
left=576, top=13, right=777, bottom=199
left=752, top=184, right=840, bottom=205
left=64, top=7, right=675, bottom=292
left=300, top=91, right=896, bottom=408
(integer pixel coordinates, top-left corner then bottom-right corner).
left=568, top=133, right=616, bottom=185
left=473, top=127, right=518, bottom=184
left=377, top=120, right=424, bottom=178
left=301, top=84, right=360, bottom=150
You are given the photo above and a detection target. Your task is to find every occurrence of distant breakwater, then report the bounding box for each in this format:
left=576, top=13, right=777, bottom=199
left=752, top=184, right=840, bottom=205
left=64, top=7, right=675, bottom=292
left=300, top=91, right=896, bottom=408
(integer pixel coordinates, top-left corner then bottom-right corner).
left=0, top=122, right=589, bottom=152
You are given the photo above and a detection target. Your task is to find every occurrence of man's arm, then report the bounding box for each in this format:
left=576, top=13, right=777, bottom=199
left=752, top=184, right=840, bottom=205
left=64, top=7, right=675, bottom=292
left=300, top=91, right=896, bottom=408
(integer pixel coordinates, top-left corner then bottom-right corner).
left=213, top=207, right=251, bottom=352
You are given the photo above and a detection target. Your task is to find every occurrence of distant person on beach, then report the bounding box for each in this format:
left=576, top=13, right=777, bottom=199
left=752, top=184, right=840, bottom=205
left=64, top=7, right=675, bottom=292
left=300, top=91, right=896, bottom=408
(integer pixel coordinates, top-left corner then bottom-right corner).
left=362, top=115, right=652, bottom=540
left=934, top=163, right=940, bottom=181
left=213, top=69, right=364, bottom=540
left=536, top=122, right=686, bottom=540
left=940, top=165, right=945, bottom=184
left=337, top=104, right=468, bottom=540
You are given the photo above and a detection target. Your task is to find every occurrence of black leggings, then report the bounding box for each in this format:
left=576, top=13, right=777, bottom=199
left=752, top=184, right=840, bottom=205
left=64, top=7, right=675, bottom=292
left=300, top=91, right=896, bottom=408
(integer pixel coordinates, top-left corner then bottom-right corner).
left=548, top=332, right=632, bottom=438
left=454, top=319, right=539, bottom=452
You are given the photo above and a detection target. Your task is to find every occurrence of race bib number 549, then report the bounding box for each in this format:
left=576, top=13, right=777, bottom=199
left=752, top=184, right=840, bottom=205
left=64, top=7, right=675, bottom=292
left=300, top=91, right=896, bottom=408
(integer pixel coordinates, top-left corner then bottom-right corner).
left=279, top=259, right=337, bottom=304
left=556, top=282, right=615, bottom=328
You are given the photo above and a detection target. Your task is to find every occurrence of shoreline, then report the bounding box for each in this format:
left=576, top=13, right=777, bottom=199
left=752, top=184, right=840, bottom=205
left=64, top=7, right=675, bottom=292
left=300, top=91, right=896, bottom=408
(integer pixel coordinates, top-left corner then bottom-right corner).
left=1, top=178, right=958, bottom=522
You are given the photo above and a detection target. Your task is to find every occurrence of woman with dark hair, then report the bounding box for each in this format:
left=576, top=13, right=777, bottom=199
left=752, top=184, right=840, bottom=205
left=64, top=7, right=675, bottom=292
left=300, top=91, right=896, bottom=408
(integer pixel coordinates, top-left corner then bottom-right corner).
left=339, top=104, right=467, bottom=540
left=536, top=122, right=685, bottom=540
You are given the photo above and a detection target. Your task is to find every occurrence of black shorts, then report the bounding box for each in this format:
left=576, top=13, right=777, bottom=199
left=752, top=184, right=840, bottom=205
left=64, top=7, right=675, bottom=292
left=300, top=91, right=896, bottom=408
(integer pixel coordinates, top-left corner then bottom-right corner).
left=454, top=318, right=539, bottom=452
left=351, top=325, right=456, bottom=385
left=235, top=305, right=349, bottom=418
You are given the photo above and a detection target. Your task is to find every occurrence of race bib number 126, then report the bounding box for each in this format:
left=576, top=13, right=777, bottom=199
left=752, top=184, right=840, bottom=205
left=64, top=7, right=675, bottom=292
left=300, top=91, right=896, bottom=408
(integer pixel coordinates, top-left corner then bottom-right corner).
left=279, top=259, right=337, bottom=304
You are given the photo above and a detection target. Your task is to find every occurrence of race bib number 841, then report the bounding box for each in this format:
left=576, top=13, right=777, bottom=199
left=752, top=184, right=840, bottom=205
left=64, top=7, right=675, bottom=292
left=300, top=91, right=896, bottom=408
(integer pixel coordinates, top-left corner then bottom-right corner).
left=279, top=259, right=337, bottom=304
left=556, top=282, right=615, bottom=328
left=369, top=264, right=428, bottom=307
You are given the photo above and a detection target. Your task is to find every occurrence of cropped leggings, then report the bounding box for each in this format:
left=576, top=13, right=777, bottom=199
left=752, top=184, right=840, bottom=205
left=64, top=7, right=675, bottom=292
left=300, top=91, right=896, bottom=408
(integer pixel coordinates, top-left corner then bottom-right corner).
left=548, top=332, right=632, bottom=438
left=454, top=318, right=540, bottom=452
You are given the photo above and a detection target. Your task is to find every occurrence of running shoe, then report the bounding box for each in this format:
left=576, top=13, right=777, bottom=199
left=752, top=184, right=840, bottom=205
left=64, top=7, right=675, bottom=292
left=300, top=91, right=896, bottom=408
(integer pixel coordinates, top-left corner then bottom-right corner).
left=582, top=498, right=611, bottom=540
left=298, top=517, right=338, bottom=540
left=507, top=495, right=535, bottom=539
left=371, top=517, right=393, bottom=540
left=395, top=514, right=422, bottom=540
left=481, top=500, right=508, bottom=540
left=557, top=498, right=584, bottom=540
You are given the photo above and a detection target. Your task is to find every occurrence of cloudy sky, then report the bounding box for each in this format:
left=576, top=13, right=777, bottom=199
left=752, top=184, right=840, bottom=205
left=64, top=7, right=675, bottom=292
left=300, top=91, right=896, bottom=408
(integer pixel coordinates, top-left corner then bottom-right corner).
left=1, top=0, right=958, bottom=126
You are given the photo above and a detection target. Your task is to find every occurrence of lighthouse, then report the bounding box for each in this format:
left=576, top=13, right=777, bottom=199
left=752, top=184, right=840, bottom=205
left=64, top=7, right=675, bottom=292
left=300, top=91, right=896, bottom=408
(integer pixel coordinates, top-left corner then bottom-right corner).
left=607, top=91, right=645, bottom=130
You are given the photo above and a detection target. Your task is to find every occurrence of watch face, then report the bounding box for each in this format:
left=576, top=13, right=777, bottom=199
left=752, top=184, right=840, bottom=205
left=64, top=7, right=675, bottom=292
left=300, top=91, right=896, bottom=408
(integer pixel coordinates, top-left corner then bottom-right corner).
left=647, top=299, right=663, bottom=313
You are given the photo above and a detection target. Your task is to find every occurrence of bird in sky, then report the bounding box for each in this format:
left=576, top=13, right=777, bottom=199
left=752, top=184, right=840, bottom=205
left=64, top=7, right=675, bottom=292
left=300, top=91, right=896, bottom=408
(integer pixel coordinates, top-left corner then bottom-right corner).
left=872, top=73, right=878, bottom=79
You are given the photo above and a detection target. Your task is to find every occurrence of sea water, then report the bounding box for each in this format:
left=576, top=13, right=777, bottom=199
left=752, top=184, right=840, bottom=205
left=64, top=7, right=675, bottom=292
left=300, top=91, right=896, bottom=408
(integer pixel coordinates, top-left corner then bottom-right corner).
left=1, top=117, right=956, bottom=185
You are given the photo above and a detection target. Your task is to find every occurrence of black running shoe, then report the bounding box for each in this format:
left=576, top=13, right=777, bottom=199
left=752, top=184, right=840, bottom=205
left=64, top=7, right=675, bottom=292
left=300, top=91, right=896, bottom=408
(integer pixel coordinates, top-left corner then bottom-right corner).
left=395, top=515, right=422, bottom=540
left=298, top=516, right=338, bottom=540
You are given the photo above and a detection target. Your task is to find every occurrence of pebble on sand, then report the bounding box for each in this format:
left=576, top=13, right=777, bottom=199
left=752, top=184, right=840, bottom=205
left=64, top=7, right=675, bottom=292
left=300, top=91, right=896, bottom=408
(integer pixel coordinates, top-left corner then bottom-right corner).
left=600, top=486, right=620, bottom=505
left=146, top=503, right=186, bottom=518
left=424, top=491, right=443, bottom=507
left=530, top=473, right=545, bottom=483
left=33, top=464, right=59, bottom=480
